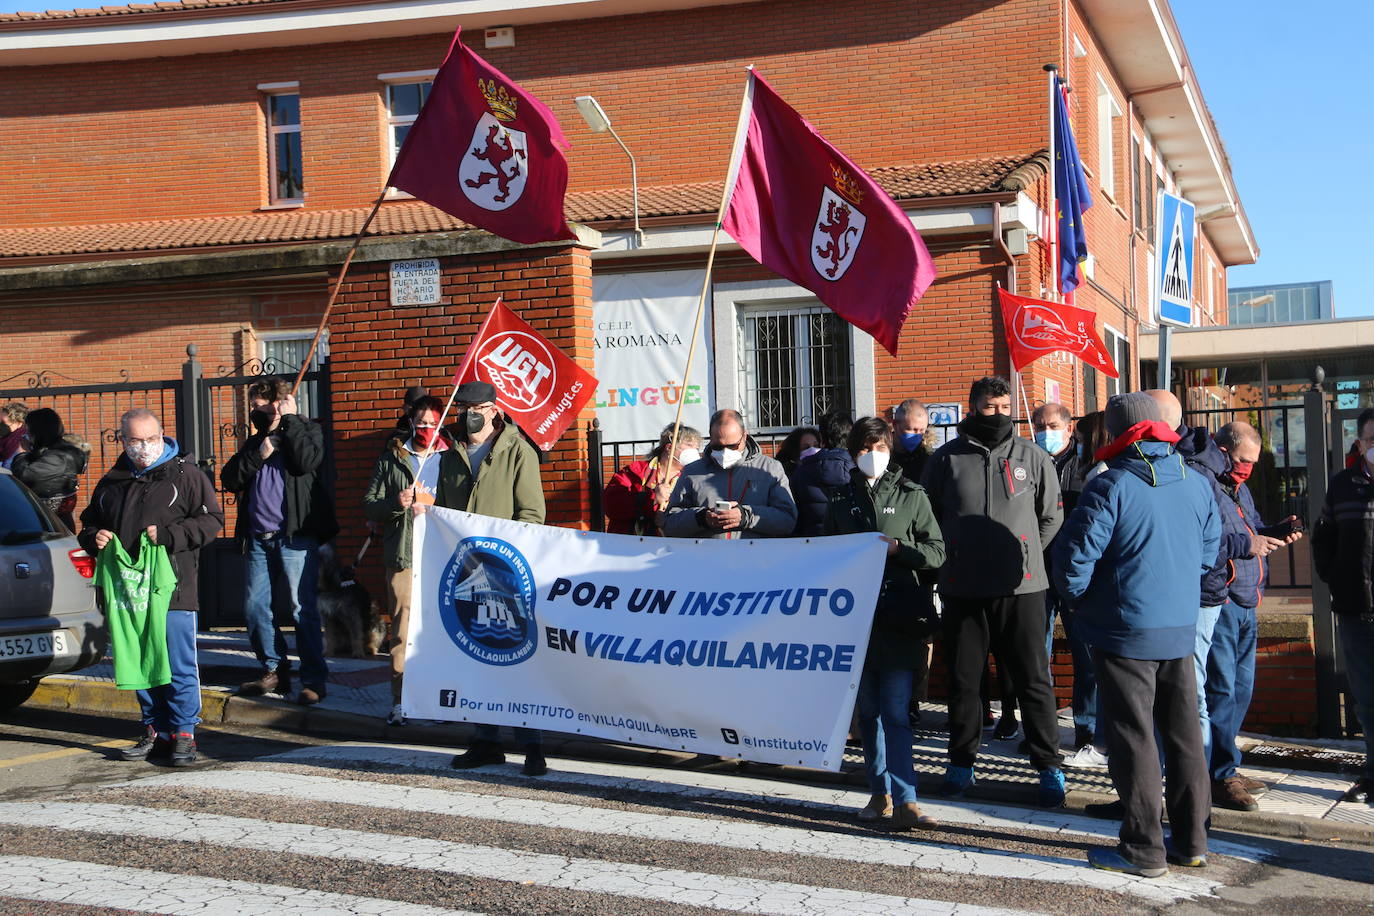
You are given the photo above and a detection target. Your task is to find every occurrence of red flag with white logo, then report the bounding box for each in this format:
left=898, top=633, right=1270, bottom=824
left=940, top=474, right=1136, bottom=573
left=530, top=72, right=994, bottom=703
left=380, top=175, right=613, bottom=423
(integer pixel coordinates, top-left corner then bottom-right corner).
left=720, top=71, right=936, bottom=356
left=997, top=288, right=1118, bottom=377
left=387, top=28, right=574, bottom=245
left=454, top=300, right=597, bottom=451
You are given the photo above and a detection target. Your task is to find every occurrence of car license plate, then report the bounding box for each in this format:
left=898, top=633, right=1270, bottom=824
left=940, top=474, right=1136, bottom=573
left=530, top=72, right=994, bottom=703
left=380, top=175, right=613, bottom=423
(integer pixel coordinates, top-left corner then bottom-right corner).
left=0, top=632, right=67, bottom=659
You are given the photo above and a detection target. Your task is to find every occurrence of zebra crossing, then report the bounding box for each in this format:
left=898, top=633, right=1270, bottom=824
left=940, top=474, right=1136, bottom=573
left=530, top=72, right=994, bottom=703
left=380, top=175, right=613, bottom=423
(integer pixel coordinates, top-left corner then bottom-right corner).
left=0, top=742, right=1270, bottom=915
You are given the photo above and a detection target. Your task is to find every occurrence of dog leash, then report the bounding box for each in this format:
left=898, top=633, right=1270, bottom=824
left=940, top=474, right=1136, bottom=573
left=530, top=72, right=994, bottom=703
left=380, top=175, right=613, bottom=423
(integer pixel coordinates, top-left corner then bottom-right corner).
left=353, top=534, right=373, bottom=568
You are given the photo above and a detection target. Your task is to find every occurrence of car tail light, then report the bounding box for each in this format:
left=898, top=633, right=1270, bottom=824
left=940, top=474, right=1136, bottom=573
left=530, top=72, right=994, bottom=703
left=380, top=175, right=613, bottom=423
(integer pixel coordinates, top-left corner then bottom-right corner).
left=68, top=549, right=96, bottom=579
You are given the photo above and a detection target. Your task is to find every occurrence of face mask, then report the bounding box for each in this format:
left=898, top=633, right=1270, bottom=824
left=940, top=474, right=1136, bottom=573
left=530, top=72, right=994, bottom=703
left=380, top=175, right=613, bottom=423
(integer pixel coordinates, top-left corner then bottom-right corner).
left=249, top=409, right=275, bottom=434
left=464, top=410, right=487, bottom=436
left=712, top=446, right=743, bottom=469
left=412, top=425, right=438, bottom=449
left=1223, top=456, right=1254, bottom=484
left=966, top=412, right=1013, bottom=443
left=856, top=449, right=889, bottom=480
left=899, top=432, right=924, bottom=451
left=125, top=438, right=165, bottom=468
left=677, top=447, right=701, bottom=465
left=1034, top=430, right=1066, bottom=455
left=799, top=446, right=821, bottom=460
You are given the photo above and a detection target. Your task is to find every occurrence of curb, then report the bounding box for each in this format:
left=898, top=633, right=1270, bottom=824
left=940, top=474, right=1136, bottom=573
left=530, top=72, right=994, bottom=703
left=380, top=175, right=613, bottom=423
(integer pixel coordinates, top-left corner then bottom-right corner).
left=29, top=678, right=1374, bottom=849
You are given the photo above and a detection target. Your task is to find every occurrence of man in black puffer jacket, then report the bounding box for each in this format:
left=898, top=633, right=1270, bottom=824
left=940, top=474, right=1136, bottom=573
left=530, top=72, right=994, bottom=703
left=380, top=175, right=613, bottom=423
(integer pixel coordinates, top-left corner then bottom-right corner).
left=790, top=411, right=855, bottom=536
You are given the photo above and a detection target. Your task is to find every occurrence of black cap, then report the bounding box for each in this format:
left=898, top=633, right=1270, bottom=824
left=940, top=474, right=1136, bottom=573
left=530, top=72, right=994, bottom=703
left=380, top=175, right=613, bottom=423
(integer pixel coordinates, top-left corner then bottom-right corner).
left=403, top=385, right=429, bottom=407
left=453, top=380, right=497, bottom=405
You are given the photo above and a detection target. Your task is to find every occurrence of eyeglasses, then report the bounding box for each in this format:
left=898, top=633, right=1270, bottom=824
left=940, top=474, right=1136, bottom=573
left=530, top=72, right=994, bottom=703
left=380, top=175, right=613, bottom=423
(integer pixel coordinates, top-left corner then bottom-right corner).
left=121, top=434, right=162, bottom=447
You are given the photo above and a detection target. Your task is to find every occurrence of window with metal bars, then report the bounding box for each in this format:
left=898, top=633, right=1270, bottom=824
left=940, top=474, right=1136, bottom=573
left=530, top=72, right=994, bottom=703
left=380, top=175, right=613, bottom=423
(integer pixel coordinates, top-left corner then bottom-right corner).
left=737, top=305, right=853, bottom=432
left=262, top=335, right=324, bottom=418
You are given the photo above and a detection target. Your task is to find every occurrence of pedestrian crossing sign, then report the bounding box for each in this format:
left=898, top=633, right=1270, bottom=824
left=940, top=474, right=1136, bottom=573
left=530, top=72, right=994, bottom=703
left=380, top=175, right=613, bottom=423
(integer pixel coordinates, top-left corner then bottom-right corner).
left=1155, top=191, right=1196, bottom=327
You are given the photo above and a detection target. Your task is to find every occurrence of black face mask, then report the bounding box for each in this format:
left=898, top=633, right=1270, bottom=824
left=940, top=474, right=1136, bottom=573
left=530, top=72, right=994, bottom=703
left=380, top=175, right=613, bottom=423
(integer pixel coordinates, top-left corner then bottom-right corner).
left=249, top=409, right=275, bottom=434
left=464, top=410, right=487, bottom=436
left=965, top=411, right=1014, bottom=447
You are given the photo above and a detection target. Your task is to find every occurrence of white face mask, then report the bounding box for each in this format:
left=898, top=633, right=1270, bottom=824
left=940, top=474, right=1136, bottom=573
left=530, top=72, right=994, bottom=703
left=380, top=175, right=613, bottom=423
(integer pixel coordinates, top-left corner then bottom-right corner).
left=677, top=447, right=701, bottom=465
left=712, top=446, right=743, bottom=469
left=856, top=449, right=890, bottom=480
left=125, top=437, right=165, bottom=469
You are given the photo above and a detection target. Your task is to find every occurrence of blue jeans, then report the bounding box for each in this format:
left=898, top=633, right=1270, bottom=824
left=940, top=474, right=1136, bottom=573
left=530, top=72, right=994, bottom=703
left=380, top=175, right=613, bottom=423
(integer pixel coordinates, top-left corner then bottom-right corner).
left=1058, top=606, right=1100, bottom=741
left=475, top=723, right=542, bottom=746
left=244, top=535, right=328, bottom=687
left=1205, top=601, right=1257, bottom=781
left=857, top=664, right=918, bottom=804
left=1193, top=605, right=1223, bottom=766
left=1338, top=614, right=1374, bottom=780
left=137, top=610, right=200, bottom=736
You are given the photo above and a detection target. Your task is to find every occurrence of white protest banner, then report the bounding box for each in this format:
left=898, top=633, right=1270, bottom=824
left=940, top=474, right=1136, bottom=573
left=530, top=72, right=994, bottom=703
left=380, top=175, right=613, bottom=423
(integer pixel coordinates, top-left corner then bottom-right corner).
left=592, top=270, right=713, bottom=442
left=404, top=507, right=886, bottom=770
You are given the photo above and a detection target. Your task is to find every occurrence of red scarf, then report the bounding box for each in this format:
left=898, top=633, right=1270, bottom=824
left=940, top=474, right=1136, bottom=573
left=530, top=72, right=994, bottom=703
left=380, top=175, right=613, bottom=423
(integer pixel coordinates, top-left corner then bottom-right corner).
left=1094, top=420, right=1181, bottom=464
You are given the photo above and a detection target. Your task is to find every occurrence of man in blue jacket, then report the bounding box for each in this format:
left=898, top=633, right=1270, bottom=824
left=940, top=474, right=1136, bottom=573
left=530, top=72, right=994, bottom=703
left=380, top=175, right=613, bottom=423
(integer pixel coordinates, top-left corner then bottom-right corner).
left=1054, top=392, right=1220, bottom=878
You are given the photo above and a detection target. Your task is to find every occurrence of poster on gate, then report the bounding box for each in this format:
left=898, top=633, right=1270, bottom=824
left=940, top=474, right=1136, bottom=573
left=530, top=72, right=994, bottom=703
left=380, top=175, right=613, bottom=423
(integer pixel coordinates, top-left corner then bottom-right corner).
left=404, top=508, right=887, bottom=770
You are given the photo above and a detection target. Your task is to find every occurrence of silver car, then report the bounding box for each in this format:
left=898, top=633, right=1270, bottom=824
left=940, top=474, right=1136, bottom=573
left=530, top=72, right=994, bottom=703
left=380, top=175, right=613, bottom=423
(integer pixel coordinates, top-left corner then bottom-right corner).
left=0, top=467, right=106, bottom=710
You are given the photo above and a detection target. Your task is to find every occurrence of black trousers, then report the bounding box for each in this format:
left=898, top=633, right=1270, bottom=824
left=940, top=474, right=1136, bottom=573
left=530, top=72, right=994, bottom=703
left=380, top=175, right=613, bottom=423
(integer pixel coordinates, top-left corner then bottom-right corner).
left=943, top=592, right=1063, bottom=771
left=1093, top=650, right=1209, bottom=869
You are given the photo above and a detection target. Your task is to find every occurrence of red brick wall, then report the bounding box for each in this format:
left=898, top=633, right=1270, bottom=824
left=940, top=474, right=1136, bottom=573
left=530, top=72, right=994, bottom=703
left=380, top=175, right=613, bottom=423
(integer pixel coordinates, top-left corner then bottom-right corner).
left=3, top=0, right=1057, bottom=228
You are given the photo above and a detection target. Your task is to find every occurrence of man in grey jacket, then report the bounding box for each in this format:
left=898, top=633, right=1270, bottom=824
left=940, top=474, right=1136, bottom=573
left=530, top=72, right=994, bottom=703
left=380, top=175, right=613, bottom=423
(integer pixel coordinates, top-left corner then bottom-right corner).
left=921, top=376, right=1066, bottom=806
left=663, top=409, right=797, bottom=539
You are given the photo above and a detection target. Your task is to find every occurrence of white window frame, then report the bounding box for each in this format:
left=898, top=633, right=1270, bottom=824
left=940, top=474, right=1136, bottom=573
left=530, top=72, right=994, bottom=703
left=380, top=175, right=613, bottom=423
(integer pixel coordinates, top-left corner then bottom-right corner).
left=1096, top=76, right=1122, bottom=198
left=711, top=278, right=874, bottom=433
left=258, top=330, right=326, bottom=417
left=381, top=71, right=437, bottom=170
left=1104, top=323, right=1130, bottom=397
left=263, top=88, right=304, bottom=206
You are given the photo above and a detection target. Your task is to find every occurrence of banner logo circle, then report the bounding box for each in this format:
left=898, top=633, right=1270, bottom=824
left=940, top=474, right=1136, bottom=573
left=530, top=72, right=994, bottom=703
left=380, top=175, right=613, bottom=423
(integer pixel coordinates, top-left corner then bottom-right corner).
left=438, top=536, right=538, bottom=666
left=475, top=330, right=557, bottom=411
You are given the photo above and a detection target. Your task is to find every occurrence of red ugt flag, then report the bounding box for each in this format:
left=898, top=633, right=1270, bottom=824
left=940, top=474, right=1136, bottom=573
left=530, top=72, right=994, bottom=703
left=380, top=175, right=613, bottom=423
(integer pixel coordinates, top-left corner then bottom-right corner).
left=997, top=288, right=1118, bottom=377
left=721, top=72, right=936, bottom=356
left=454, top=300, right=598, bottom=451
left=387, top=28, right=574, bottom=245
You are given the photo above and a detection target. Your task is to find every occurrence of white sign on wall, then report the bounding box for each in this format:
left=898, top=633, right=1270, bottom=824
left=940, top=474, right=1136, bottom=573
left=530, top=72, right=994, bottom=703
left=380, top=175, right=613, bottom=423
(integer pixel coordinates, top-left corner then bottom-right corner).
left=390, top=258, right=442, bottom=306
left=592, top=270, right=714, bottom=443
left=926, top=402, right=962, bottom=446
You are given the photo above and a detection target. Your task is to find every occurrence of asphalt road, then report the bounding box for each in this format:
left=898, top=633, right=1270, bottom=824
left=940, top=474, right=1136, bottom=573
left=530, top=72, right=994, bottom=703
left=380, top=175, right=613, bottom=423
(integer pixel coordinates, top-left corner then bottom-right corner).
left=1, top=707, right=1371, bottom=916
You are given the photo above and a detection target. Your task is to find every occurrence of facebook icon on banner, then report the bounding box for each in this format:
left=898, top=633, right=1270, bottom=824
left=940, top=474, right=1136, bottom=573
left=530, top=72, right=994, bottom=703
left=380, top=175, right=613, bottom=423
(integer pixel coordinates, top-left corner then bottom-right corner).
left=1156, top=191, right=1196, bottom=327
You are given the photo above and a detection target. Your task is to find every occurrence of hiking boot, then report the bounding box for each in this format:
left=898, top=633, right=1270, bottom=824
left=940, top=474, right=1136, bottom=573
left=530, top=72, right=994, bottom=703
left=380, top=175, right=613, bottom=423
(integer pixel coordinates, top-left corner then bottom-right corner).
left=296, top=684, right=327, bottom=706
left=118, top=726, right=170, bottom=762
left=1212, top=777, right=1258, bottom=812
left=386, top=704, right=407, bottom=727
left=1063, top=744, right=1109, bottom=770
left=521, top=744, right=548, bottom=777
left=890, top=802, right=939, bottom=831
left=451, top=739, right=506, bottom=769
left=1087, top=847, right=1166, bottom=878
left=993, top=715, right=1020, bottom=741
left=1038, top=767, right=1067, bottom=808
left=857, top=793, right=893, bottom=822
left=169, top=732, right=197, bottom=767
left=939, top=765, right=976, bottom=798
left=237, top=667, right=289, bottom=697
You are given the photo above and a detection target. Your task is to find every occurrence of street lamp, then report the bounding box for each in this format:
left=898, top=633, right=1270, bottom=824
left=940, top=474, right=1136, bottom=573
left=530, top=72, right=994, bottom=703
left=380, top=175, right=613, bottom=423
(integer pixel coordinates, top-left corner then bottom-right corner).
left=574, top=95, right=642, bottom=247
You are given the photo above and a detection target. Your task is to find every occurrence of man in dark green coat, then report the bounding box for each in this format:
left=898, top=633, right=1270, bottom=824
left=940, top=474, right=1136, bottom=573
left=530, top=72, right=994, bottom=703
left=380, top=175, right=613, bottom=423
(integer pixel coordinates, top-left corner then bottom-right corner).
left=825, top=417, right=945, bottom=831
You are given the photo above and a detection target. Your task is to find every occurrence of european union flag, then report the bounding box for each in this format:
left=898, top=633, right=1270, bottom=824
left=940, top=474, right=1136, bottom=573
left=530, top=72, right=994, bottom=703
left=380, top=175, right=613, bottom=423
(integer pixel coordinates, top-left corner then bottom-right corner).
left=1053, top=78, right=1093, bottom=294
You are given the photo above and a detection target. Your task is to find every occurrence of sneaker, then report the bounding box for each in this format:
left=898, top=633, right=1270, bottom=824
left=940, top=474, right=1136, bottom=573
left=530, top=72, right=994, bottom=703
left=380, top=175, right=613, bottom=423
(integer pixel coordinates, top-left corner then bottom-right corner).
left=296, top=684, right=327, bottom=706
left=1038, top=767, right=1067, bottom=808
left=386, top=704, right=406, bottom=727
left=1063, top=744, right=1109, bottom=770
left=118, top=726, right=170, bottom=762
left=1341, top=778, right=1374, bottom=803
left=1084, top=799, right=1124, bottom=819
left=169, top=732, right=197, bottom=767
left=939, top=765, right=976, bottom=798
left=1238, top=774, right=1268, bottom=795
left=1165, top=841, right=1207, bottom=868
left=1087, top=847, right=1166, bottom=878
left=521, top=744, right=548, bottom=777
left=889, top=802, right=939, bottom=831
left=1212, top=776, right=1258, bottom=812
left=857, top=793, right=893, bottom=822
left=237, top=667, right=289, bottom=697
left=992, top=715, right=1020, bottom=741
left=451, top=740, right=506, bottom=769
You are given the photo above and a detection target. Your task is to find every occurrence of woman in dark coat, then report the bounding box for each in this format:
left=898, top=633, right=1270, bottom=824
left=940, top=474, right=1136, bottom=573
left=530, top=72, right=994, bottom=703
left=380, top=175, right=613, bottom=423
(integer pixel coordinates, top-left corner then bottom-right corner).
left=825, top=416, right=946, bottom=830
left=11, top=407, right=89, bottom=530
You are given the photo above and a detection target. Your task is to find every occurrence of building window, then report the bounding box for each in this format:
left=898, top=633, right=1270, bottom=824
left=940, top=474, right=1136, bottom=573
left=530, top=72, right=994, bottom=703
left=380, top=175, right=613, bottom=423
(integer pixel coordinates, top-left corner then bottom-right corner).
left=386, top=80, right=432, bottom=167
left=737, top=305, right=853, bottom=431
left=266, top=92, right=304, bottom=204
left=1105, top=326, right=1132, bottom=397
left=1096, top=78, right=1122, bottom=198
left=1082, top=363, right=1099, bottom=413
left=1131, top=136, right=1143, bottom=232
left=261, top=333, right=325, bottom=418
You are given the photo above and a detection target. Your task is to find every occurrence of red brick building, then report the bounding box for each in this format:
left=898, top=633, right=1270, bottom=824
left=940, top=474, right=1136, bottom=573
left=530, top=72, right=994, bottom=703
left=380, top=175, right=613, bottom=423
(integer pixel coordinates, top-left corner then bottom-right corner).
left=0, top=0, right=1257, bottom=535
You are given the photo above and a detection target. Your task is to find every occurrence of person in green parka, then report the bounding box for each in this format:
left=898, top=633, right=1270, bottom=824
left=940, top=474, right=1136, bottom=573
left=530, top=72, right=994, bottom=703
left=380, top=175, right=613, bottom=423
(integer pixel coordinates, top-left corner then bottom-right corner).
left=825, top=416, right=946, bottom=830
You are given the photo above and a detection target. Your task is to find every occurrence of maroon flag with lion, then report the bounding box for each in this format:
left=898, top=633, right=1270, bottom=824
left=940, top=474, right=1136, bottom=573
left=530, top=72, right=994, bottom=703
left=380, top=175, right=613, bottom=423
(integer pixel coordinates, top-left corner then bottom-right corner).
left=387, top=28, right=574, bottom=245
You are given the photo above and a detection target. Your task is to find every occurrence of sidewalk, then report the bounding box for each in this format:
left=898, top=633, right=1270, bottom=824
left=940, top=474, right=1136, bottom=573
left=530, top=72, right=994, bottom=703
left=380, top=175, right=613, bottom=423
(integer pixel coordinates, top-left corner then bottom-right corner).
left=30, top=630, right=1374, bottom=846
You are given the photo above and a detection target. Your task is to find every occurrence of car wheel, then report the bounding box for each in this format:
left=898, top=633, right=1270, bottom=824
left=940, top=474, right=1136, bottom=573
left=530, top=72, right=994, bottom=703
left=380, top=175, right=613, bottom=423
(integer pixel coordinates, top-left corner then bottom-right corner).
left=0, top=680, right=39, bottom=711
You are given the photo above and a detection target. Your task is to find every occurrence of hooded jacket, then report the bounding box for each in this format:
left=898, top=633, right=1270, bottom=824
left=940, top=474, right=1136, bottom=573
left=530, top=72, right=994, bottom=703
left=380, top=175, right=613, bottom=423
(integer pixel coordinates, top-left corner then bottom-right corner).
left=362, top=430, right=458, bottom=570
left=920, top=419, right=1062, bottom=597
left=1053, top=440, right=1221, bottom=660
left=221, top=413, right=339, bottom=548
left=1313, top=461, right=1374, bottom=617
left=77, top=438, right=225, bottom=612
left=1173, top=425, right=1262, bottom=608
left=434, top=423, right=546, bottom=525
left=10, top=434, right=89, bottom=499
left=789, top=447, right=855, bottom=536
left=824, top=465, right=945, bottom=668
left=663, top=436, right=797, bottom=539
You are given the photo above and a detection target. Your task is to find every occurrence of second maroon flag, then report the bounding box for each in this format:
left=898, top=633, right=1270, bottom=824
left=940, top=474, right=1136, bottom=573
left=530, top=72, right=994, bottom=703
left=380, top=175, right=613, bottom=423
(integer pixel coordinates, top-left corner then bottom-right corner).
left=388, top=28, right=574, bottom=245
left=721, top=72, right=936, bottom=356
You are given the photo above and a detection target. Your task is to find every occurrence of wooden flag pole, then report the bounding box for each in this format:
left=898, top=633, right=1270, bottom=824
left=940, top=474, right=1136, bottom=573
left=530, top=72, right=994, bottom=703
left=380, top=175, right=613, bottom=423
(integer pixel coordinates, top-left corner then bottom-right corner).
left=289, top=189, right=388, bottom=398
left=663, top=68, right=756, bottom=475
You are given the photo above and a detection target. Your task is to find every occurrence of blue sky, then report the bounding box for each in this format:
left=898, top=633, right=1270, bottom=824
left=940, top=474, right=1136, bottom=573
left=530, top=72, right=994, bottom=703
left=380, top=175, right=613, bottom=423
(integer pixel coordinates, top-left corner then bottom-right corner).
left=1, top=1, right=1363, bottom=315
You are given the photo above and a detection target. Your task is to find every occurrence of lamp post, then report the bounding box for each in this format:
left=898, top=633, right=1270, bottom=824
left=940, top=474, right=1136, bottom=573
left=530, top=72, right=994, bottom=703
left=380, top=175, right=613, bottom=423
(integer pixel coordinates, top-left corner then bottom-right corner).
left=574, top=95, right=642, bottom=247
